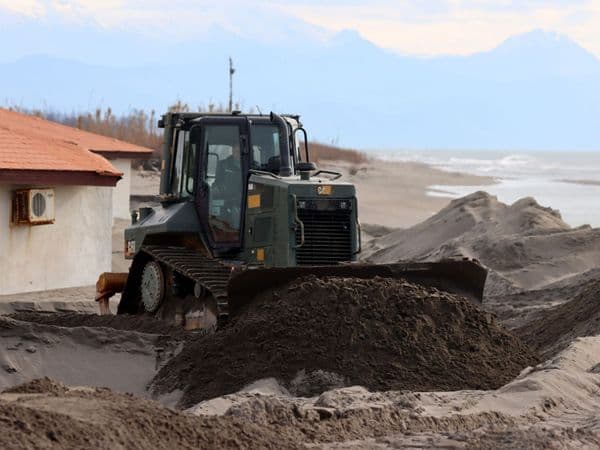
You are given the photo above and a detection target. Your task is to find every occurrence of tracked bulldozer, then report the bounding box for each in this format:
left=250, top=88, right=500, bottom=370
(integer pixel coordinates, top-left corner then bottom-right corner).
left=96, top=111, right=486, bottom=330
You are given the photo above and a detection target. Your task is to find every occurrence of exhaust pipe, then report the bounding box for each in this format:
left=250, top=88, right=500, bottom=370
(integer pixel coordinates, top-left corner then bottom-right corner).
left=270, top=112, right=293, bottom=177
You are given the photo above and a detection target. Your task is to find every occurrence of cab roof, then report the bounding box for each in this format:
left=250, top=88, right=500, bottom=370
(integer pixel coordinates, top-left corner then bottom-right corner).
left=159, top=112, right=301, bottom=128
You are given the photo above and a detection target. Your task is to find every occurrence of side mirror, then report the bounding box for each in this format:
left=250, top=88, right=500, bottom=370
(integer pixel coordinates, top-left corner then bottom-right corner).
left=297, top=162, right=317, bottom=172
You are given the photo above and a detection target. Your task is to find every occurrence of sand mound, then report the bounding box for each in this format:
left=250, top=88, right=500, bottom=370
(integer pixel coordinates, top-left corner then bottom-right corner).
left=518, top=279, right=600, bottom=359
left=152, top=276, right=537, bottom=407
left=365, top=192, right=569, bottom=261
left=365, top=191, right=600, bottom=296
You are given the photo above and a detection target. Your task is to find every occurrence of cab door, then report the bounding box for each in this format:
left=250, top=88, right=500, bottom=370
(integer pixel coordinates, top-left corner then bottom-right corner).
left=191, top=118, right=249, bottom=255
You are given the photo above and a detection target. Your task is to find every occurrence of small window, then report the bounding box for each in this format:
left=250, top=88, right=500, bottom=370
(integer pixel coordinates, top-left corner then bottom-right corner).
left=171, top=130, right=194, bottom=198
left=251, top=124, right=281, bottom=173
left=183, top=141, right=196, bottom=196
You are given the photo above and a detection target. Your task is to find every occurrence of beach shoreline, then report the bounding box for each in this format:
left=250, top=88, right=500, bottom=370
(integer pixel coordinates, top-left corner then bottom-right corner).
left=320, top=158, right=495, bottom=228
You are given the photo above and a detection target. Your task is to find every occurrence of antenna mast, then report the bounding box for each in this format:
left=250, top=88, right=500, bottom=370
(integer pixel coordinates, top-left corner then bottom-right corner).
left=228, top=57, right=235, bottom=112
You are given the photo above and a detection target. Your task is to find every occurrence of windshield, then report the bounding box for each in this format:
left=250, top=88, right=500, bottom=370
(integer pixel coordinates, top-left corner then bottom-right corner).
left=250, top=124, right=286, bottom=174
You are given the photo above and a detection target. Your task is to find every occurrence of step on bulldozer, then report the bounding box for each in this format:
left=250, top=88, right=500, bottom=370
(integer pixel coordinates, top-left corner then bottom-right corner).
left=96, top=112, right=487, bottom=330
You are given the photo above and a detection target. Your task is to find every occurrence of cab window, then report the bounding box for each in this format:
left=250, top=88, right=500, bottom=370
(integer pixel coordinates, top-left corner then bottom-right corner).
left=201, top=125, right=243, bottom=243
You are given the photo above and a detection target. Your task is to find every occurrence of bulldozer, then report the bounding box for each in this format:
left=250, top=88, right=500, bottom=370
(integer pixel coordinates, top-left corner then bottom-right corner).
left=96, top=111, right=487, bottom=330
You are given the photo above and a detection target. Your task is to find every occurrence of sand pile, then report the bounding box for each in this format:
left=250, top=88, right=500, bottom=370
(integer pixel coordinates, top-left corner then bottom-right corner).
left=518, top=278, right=600, bottom=359
left=152, top=276, right=537, bottom=407
left=365, top=191, right=600, bottom=296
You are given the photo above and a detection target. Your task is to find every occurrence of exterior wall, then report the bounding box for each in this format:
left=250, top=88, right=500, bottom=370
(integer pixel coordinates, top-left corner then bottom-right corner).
left=0, top=185, right=113, bottom=295
left=111, top=158, right=132, bottom=220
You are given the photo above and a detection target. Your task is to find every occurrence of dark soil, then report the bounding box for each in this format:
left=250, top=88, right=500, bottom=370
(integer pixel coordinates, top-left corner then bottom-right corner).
left=153, top=276, right=538, bottom=407
left=517, top=279, right=600, bottom=359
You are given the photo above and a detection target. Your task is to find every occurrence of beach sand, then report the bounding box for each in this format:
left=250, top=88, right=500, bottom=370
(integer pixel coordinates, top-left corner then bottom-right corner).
left=3, top=157, right=600, bottom=448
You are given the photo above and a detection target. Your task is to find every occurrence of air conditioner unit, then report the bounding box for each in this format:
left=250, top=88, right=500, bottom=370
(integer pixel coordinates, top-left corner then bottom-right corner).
left=12, top=188, right=55, bottom=225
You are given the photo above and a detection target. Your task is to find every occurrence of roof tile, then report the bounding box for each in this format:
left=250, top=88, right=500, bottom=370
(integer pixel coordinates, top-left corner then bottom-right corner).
left=0, top=108, right=154, bottom=178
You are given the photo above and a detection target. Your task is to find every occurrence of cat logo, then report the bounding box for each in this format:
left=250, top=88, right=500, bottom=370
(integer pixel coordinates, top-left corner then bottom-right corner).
left=317, top=185, right=332, bottom=196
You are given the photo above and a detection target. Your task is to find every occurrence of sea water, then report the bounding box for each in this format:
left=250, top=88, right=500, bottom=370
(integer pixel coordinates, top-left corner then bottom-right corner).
left=375, top=150, right=600, bottom=227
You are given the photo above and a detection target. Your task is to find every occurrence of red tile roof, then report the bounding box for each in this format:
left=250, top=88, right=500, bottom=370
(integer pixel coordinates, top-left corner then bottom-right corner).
left=0, top=108, right=154, bottom=186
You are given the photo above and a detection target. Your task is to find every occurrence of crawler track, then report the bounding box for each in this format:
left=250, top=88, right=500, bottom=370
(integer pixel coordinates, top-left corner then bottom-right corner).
left=118, top=245, right=233, bottom=320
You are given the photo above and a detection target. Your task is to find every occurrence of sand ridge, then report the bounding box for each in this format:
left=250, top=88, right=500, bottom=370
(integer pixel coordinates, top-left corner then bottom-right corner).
left=365, top=191, right=600, bottom=297
left=2, top=336, right=600, bottom=449
left=518, top=278, right=600, bottom=359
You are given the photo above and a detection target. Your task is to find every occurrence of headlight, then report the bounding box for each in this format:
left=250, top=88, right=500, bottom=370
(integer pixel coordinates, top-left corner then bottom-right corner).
left=124, top=240, right=136, bottom=258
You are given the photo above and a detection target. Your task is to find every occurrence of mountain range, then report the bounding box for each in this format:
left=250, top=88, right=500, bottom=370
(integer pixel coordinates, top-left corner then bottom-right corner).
left=1, top=16, right=599, bottom=150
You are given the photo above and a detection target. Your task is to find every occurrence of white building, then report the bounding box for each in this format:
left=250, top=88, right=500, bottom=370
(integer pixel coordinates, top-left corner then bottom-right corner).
left=0, top=108, right=153, bottom=295
left=85, top=147, right=152, bottom=221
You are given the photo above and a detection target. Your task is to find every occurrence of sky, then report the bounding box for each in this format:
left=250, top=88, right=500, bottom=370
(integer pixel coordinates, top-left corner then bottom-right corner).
left=1, top=0, right=600, bottom=57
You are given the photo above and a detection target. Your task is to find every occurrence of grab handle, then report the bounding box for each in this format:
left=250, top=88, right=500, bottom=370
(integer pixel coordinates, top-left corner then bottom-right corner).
left=353, top=196, right=362, bottom=255
left=291, top=195, right=305, bottom=249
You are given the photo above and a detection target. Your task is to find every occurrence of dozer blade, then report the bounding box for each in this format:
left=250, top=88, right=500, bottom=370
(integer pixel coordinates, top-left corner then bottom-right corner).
left=227, top=259, right=487, bottom=311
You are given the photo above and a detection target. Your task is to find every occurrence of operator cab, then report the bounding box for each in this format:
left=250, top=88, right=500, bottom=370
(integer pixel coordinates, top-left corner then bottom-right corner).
left=161, top=112, right=312, bottom=256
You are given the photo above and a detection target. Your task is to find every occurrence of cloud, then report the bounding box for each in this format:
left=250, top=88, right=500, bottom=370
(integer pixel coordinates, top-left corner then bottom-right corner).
left=0, top=0, right=45, bottom=17
left=37, top=0, right=331, bottom=43
left=282, top=0, right=600, bottom=56
left=2, top=0, right=600, bottom=57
